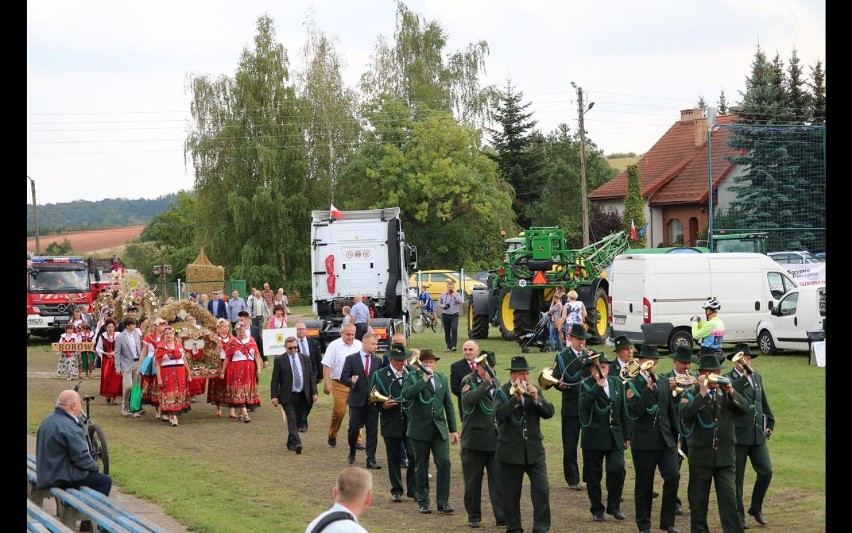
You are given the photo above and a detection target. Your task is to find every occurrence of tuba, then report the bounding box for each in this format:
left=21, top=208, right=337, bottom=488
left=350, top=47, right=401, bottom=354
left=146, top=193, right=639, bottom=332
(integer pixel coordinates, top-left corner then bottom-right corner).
left=731, top=352, right=754, bottom=375
left=408, top=354, right=433, bottom=375
left=619, top=359, right=641, bottom=383
left=368, top=385, right=390, bottom=404
left=538, top=367, right=560, bottom=390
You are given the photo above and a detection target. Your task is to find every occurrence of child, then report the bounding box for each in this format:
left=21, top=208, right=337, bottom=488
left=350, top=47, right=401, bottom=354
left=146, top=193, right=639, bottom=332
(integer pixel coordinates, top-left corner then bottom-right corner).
left=79, top=323, right=96, bottom=379
left=57, top=323, right=81, bottom=380
left=341, top=305, right=353, bottom=326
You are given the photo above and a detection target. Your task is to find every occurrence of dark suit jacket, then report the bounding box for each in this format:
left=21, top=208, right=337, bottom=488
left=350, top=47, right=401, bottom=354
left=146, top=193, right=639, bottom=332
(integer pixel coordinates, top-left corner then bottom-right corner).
left=725, top=369, right=775, bottom=446
left=341, top=351, right=382, bottom=407
left=249, top=325, right=266, bottom=362
left=556, top=348, right=591, bottom=417
left=208, top=298, right=228, bottom=320
left=450, top=358, right=477, bottom=417
left=296, top=336, right=322, bottom=383
left=370, top=365, right=410, bottom=438
left=270, top=352, right=316, bottom=405
left=579, top=374, right=627, bottom=451
left=493, top=383, right=555, bottom=465
left=625, top=374, right=678, bottom=451
left=460, top=373, right=499, bottom=452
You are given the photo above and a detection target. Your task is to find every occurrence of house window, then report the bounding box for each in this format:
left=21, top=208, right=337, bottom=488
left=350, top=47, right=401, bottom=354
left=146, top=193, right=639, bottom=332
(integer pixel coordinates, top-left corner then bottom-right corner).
left=668, top=218, right=684, bottom=245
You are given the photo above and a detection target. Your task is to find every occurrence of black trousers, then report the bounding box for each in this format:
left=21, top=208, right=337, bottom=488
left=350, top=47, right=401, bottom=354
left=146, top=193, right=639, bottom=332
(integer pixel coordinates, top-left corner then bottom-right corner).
left=461, top=447, right=505, bottom=524
left=347, top=404, right=379, bottom=461
left=384, top=435, right=416, bottom=497
left=354, top=323, right=369, bottom=341
left=687, top=463, right=743, bottom=533
left=55, top=471, right=112, bottom=496
left=582, top=448, right=625, bottom=516
left=499, top=460, right=550, bottom=533
left=282, top=395, right=307, bottom=448
left=632, top=448, right=680, bottom=530
left=562, top=414, right=581, bottom=485
left=442, top=313, right=459, bottom=349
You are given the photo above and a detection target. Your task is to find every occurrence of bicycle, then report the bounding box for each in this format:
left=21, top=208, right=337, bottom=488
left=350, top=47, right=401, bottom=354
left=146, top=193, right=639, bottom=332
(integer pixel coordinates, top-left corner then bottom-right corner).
left=73, top=379, right=110, bottom=475
left=412, top=309, right=441, bottom=333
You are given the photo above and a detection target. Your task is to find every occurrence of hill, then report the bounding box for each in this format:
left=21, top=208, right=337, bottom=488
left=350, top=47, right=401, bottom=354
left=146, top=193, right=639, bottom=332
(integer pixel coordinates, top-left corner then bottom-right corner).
left=25, top=194, right=176, bottom=235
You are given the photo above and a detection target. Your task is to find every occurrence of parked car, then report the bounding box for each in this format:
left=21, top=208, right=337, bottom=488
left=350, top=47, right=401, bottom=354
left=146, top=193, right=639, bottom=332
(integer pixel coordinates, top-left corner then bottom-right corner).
left=767, top=250, right=821, bottom=264
left=471, top=271, right=490, bottom=283
left=814, top=252, right=826, bottom=261
left=756, top=284, right=825, bottom=354
left=408, top=270, right=486, bottom=300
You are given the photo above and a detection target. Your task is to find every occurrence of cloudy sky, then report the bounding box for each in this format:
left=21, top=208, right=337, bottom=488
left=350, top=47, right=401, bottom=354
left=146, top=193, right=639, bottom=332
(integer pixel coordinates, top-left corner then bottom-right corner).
left=27, top=0, right=825, bottom=205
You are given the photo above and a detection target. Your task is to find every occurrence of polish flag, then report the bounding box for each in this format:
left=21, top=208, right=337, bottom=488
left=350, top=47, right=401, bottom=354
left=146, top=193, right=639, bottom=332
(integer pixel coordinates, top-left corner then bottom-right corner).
left=330, top=205, right=344, bottom=220
left=630, top=219, right=638, bottom=240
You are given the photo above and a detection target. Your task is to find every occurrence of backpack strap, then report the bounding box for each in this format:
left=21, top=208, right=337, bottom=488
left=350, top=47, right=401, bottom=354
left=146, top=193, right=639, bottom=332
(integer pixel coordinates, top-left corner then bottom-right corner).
left=309, top=511, right=355, bottom=533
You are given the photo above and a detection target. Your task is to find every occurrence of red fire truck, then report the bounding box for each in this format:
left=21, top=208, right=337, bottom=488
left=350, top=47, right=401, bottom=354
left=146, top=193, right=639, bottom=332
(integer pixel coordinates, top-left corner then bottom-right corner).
left=27, top=256, right=97, bottom=340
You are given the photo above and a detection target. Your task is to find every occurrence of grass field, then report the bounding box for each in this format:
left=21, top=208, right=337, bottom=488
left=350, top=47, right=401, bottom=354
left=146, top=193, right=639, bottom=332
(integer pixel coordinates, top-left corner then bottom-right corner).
left=26, top=312, right=825, bottom=532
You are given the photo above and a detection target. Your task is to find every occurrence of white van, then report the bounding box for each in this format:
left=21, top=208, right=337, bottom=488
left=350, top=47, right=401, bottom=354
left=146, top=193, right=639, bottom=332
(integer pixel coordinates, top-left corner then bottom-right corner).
left=609, top=253, right=797, bottom=352
left=756, top=285, right=826, bottom=354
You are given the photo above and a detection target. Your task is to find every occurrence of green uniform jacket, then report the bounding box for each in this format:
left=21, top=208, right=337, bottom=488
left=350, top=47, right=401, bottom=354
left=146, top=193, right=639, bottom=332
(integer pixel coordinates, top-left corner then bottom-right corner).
left=460, top=373, right=499, bottom=452
left=370, top=365, right=409, bottom=438
left=724, top=369, right=775, bottom=446
left=493, top=383, right=555, bottom=465
left=402, top=370, right=457, bottom=441
left=555, top=348, right=591, bottom=417
left=680, top=387, right=748, bottom=467
left=625, top=374, right=678, bottom=450
left=658, top=369, right=699, bottom=436
left=611, top=358, right=634, bottom=441
left=579, top=374, right=626, bottom=451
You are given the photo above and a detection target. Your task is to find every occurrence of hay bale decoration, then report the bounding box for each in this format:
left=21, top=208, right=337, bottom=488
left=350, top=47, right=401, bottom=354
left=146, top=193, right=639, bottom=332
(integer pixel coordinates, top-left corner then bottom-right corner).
left=185, top=247, right=225, bottom=298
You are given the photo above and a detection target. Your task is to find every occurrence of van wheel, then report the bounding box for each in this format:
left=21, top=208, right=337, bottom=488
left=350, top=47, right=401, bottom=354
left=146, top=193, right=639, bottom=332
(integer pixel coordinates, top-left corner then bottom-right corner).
left=758, top=330, right=777, bottom=355
left=667, top=329, right=693, bottom=354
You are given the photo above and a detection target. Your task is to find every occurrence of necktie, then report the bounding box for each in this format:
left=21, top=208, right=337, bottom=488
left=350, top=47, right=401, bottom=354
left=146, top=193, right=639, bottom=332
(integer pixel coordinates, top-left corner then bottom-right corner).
left=470, top=361, right=476, bottom=372
left=292, top=356, right=302, bottom=391
left=300, top=339, right=308, bottom=355
left=364, top=355, right=370, bottom=375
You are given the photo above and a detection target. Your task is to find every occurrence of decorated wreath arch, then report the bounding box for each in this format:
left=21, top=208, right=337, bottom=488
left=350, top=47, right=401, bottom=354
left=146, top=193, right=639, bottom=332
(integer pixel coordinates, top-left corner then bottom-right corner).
left=157, top=300, right=221, bottom=377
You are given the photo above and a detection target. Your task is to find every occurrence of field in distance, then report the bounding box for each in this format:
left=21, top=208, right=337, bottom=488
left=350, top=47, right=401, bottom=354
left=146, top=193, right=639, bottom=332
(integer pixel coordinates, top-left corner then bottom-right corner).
left=26, top=225, right=145, bottom=255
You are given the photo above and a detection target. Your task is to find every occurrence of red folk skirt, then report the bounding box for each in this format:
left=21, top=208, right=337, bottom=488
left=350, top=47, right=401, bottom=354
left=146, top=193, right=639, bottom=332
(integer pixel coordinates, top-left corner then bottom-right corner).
left=99, top=355, right=122, bottom=399
left=158, top=364, right=192, bottom=415
left=222, top=359, right=261, bottom=408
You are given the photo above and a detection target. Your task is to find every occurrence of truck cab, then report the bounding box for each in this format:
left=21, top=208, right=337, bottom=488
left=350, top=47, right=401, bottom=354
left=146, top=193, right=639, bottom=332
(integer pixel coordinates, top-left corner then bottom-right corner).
left=27, top=256, right=95, bottom=340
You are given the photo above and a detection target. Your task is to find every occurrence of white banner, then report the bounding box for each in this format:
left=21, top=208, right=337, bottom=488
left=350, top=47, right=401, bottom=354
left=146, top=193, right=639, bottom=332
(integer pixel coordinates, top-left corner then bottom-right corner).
left=261, top=327, right=297, bottom=356
left=780, top=263, right=826, bottom=287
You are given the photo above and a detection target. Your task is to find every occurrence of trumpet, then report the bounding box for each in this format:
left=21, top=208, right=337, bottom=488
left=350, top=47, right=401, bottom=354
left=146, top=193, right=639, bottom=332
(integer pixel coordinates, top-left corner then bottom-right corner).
left=731, top=352, right=754, bottom=375
left=368, top=385, right=390, bottom=404
left=619, top=359, right=641, bottom=383
left=640, top=360, right=657, bottom=383
left=671, top=374, right=695, bottom=397
left=509, top=380, right=533, bottom=398
left=408, top=354, right=433, bottom=375
left=586, top=351, right=605, bottom=380
left=474, top=353, right=497, bottom=381
left=538, top=367, right=561, bottom=390
left=703, top=373, right=731, bottom=387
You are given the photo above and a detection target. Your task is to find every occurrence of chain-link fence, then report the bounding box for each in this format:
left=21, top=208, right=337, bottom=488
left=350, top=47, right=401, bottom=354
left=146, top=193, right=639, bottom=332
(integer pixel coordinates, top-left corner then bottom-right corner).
left=148, top=279, right=248, bottom=306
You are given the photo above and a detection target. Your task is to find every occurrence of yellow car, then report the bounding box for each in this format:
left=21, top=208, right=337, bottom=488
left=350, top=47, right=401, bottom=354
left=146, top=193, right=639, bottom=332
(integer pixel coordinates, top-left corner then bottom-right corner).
left=409, top=270, right=486, bottom=300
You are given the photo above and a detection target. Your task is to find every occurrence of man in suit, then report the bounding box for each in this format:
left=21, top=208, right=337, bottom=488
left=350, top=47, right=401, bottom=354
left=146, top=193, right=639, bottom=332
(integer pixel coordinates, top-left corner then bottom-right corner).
left=450, top=339, right=480, bottom=420
left=725, top=343, right=775, bottom=529
left=460, top=350, right=505, bottom=529
left=295, top=321, right=323, bottom=432
left=114, top=316, right=142, bottom=417
left=341, top=332, right=383, bottom=469
left=208, top=290, right=229, bottom=320
left=579, top=352, right=628, bottom=523
left=270, top=336, right=317, bottom=455
left=494, top=355, right=555, bottom=533
left=402, top=348, right=459, bottom=515
left=369, top=343, right=416, bottom=502
left=625, top=344, right=681, bottom=533
left=554, top=322, right=592, bottom=491
left=681, top=355, right=748, bottom=533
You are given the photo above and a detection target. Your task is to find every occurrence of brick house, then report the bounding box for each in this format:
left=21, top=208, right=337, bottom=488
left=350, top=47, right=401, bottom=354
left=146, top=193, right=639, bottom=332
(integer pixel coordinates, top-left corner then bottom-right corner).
left=589, top=108, right=746, bottom=247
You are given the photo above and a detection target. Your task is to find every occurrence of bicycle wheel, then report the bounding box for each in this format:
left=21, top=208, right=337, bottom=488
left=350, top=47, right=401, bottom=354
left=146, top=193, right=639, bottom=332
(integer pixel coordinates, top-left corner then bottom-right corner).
left=412, top=315, right=425, bottom=334
left=432, top=316, right=442, bottom=333
left=88, top=424, right=110, bottom=475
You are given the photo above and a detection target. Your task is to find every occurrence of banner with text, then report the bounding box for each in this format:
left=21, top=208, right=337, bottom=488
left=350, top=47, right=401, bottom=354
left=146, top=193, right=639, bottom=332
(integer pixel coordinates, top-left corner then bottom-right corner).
left=780, top=263, right=826, bottom=287
left=262, top=327, right=297, bottom=356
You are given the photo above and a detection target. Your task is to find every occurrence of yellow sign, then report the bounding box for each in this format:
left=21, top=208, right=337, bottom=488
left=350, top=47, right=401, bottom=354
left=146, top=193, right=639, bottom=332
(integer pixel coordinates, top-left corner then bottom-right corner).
left=52, top=342, right=95, bottom=352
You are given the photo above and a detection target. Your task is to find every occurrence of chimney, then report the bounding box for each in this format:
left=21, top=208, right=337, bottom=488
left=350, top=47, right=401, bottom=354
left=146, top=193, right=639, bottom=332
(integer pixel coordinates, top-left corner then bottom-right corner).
left=680, top=108, right=707, bottom=147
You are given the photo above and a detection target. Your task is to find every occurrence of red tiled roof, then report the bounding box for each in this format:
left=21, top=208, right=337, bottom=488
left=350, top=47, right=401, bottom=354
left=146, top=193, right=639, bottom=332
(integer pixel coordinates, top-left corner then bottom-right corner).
left=590, top=114, right=743, bottom=205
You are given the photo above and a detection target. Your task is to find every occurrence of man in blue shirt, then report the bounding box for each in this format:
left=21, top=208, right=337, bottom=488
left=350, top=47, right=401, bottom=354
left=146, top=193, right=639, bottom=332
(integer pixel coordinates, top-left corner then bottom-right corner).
left=351, top=294, right=371, bottom=341
left=227, top=290, right=247, bottom=329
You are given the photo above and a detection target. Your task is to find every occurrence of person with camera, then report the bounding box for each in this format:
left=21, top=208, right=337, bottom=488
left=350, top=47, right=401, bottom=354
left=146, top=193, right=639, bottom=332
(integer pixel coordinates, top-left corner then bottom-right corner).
left=438, top=281, right=463, bottom=352
left=690, top=297, right=726, bottom=364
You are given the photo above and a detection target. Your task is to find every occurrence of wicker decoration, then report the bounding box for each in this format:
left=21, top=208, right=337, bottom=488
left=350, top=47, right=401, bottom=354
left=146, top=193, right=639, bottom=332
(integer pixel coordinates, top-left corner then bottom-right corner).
left=185, top=247, right=225, bottom=298
left=114, top=272, right=159, bottom=322
left=156, top=300, right=221, bottom=377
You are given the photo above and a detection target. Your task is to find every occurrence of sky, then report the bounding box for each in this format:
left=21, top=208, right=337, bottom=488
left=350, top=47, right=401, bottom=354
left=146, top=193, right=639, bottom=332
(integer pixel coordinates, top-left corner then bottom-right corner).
left=26, top=0, right=826, bottom=206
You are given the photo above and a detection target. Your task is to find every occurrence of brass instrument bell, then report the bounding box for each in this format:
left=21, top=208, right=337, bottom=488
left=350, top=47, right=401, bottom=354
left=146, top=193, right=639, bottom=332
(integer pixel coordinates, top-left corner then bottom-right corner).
left=474, top=353, right=497, bottom=380
left=672, top=374, right=694, bottom=396
left=409, top=354, right=433, bottom=375
left=704, top=373, right=731, bottom=386
left=731, top=351, right=754, bottom=375
left=368, top=385, right=390, bottom=404
left=538, top=367, right=560, bottom=390
left=619, top=359, right=641, bottom=383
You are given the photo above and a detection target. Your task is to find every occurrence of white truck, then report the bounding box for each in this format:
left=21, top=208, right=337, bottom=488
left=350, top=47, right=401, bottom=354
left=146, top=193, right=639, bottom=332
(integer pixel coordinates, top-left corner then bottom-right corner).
left=756, top=284, right=826, bottom=354
left=608, top=252, right=798, bottom=352
left=306, top=207, right=418, bottom=353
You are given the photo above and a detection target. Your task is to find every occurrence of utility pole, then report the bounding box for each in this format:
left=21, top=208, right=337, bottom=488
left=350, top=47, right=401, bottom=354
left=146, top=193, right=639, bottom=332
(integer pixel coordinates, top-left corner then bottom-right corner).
left=27, top=176, right=40, bottom=255
left=572, top=83, right=594, bottom=247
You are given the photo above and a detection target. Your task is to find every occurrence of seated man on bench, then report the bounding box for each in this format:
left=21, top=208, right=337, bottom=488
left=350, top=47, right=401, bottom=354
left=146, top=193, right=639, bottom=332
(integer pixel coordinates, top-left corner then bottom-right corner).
left=36, top=389, right=112, bottom=497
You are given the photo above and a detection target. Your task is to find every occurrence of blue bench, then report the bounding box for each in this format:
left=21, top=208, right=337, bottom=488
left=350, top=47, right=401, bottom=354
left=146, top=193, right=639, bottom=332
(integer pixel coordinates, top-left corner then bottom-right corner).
left=27, top=499, right=75, bottom=532
left=27, top=454, right=167, bottom=533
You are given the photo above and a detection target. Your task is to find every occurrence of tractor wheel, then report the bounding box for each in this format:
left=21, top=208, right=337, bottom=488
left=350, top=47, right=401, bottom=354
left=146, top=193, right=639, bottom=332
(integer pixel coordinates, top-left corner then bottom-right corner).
left=587, top=287, right=611, bottom=345
left=512, top=308, right=536, bottom=339
left=497, top=291, right=516, bottom=341
left=467, top=301, right=489, bottom=339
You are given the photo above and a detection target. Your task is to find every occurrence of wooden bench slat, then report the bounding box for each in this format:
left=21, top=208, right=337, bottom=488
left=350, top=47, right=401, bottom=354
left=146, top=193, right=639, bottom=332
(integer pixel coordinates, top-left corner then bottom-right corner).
left=70, top=488, right=161, bottom=533
left=77, top=487, right=166, bottom=533
left=27, top=499, right=75, bottom=533
left=49, top=487, right=133, bottom=533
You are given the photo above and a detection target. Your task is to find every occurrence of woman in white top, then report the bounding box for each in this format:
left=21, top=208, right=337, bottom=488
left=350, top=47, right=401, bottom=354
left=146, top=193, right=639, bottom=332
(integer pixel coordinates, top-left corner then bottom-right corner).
left=207, top=318, right=232, bottom=417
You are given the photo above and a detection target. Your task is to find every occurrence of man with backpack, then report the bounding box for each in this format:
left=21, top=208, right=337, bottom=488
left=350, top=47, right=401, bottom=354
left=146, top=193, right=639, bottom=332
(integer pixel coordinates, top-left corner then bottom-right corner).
left=305, top=467, right=373, bottom=533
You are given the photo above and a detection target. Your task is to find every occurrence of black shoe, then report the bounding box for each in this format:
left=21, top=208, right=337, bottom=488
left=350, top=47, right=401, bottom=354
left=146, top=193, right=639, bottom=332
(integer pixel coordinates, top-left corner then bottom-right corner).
left=593, top=513, right=605, bottom=522
left=748, top=509, right=767, bottom=525
left=328, top=437, right=337, bottom=448
left=400, top=459, right=408, bottom=468
left=347, top=451, right=355, bottom=465
left=607, top=509, right=625, bottom=520
left=568, top=483, right=583, bottom=491
left=468, top=521, right=481, bottom=528
left=652, top=490, right=660, bottom=499
left=437, top=504, right=454, bottom=514
left=641, top=530, right=652, bottom=533
left=495, top=520, right=506, bottom=527
left=391, top=494, right=402, bottom=503
left=299, top=424, right=308, bottom=433
left=294, top=444, right=302, bottom=455
left=406, top=492, right=416, bottom=499
left=286, top=443, right=295, bottom=451
left=742, top=523, right=750, bottom=530
left=366, top=460, right=382, bottom=469
left=663, top=528, right=681, bottom=533
left=420, top=505, right=432, bottom=514
left=355, top=443, right=366, bottom=450
left=674, top=504, right=683, bottom=516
